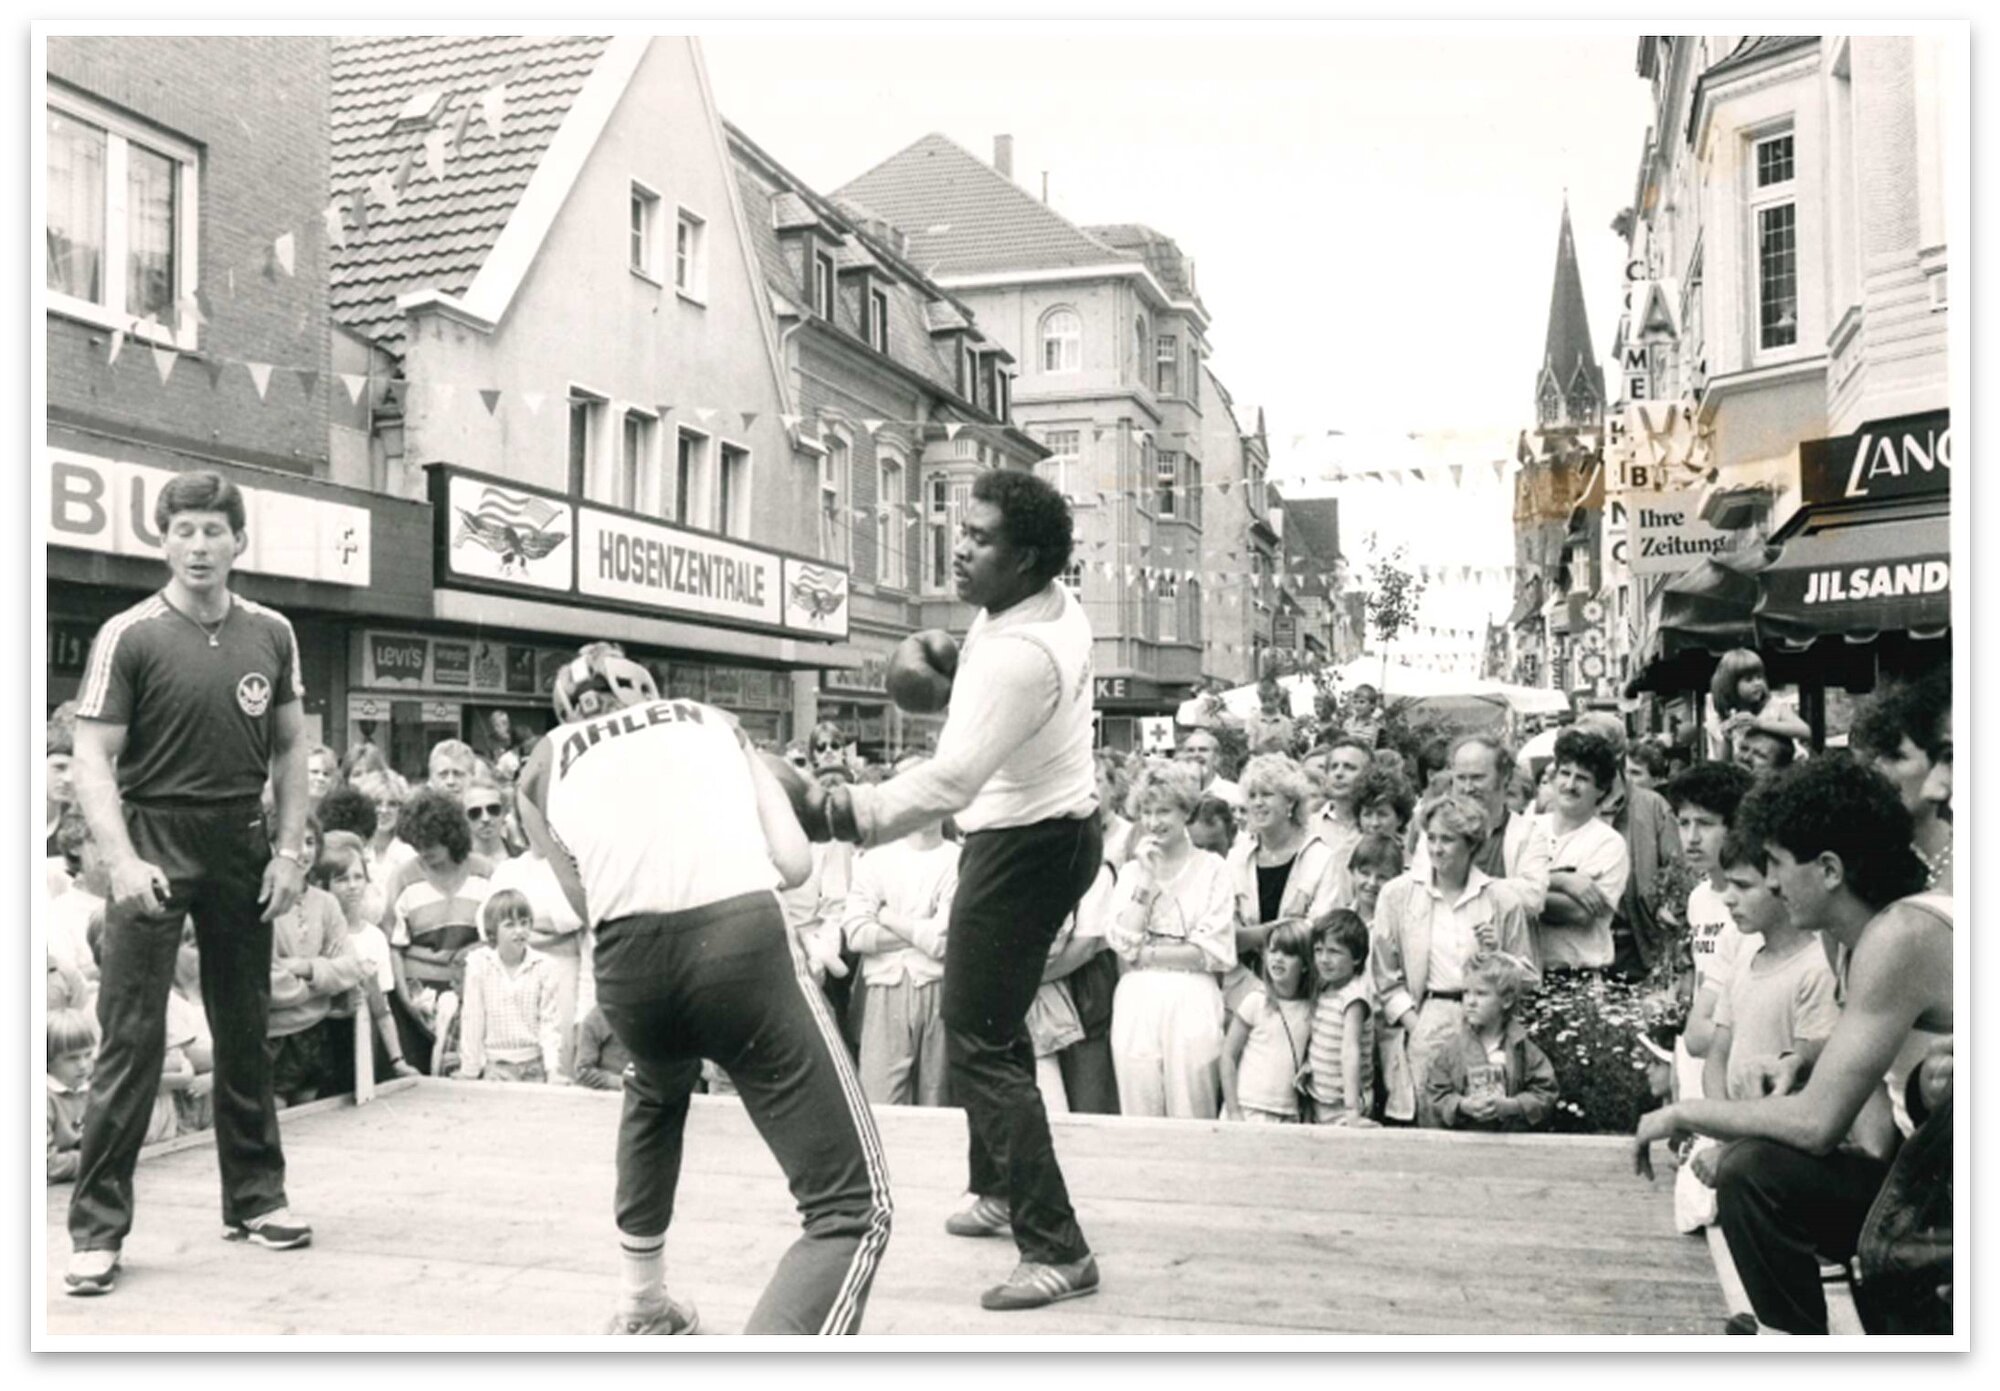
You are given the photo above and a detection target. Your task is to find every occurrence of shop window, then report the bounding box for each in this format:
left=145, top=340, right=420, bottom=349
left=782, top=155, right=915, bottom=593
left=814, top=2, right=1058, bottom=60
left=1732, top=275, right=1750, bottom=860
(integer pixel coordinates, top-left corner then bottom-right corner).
left=46, top=92, right=199, bottom=346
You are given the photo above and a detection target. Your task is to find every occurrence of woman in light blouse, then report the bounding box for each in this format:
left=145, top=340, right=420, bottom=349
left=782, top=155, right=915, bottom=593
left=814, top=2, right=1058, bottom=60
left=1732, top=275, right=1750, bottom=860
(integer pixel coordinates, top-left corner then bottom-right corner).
left=1369, top=794, right=1535, bottom=1126
left=1107, top=761, right=1237, bottom=1118
left=1222, top=754, right=1343, bottom=1013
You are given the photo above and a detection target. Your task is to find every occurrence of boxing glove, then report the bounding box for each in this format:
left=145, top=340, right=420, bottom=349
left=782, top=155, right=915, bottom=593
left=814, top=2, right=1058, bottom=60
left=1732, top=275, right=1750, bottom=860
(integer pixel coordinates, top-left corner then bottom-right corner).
left=886, top=628, right=959, bottom=714
left=757, top=751, right=862, bottom=843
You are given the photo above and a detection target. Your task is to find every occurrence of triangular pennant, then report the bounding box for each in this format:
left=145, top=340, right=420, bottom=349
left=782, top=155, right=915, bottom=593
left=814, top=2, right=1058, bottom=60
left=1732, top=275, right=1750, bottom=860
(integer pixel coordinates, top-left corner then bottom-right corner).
left=107, top=328, right=126, bottom=365
left=273, top=232, right=296, bottom=277
left=340, top=372, right=367, bottom=405
left=945, top=423, right=962, bottom=440
left=1219, top=479, right=1232, bottom=496
left=695, top=407, right=716, bottom=424
left=522, top=390, right=546, bottom=416
left=1449, top=464, right=1465, bottom=489
left=194, top=287, right=215, bottom=322
left=203, top=356, right=227, bottom=390
left=177, top=293, right=206, bottom=333
left=151, top=345, right=177, bottom=385
left=323, top=201, right=347, bottom=248
left=247, top=362, right=273, bottom=400
left=369, top=170, right=399, bottom=218
left=480, top=388, right=502, bottom=416
left=656, top=404, right=674, bottom=417
left=480, top=83, right=506, bottom=141
left=740, top=412, right=758, bottom=429
left=450, top=100, right=474, bottom=153
left=1410, top=467, right=1426, bottom=484
left=350, top=185, right=371, bottom=238
left=392, top=147, right=417, bottom=196
left=295, top=369, right=318, bottom=401
left=781, top=413, right=802, bottom=431
left=861, top=418, right=884, bottom=436
left=424, top=129, right=448, bottom=182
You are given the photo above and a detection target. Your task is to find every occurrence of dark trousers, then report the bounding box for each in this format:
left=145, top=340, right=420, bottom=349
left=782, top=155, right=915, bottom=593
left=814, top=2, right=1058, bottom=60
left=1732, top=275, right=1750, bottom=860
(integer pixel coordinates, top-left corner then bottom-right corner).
left=1054, top=1033, right=1119, bottom=1116
left=595, top=891, right=892, bottom=1336
left=943, top=814, right=1102, bottom=1266
left=1715, top=1138, right=1891, bottom=1334
left=70, top=800, right=288, bottom=1251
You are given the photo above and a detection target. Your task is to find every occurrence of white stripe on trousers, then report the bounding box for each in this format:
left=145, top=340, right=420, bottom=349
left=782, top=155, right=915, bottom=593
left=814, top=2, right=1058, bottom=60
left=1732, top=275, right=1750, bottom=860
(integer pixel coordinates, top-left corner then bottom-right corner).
left=787, top=956, right=893, bottom=1336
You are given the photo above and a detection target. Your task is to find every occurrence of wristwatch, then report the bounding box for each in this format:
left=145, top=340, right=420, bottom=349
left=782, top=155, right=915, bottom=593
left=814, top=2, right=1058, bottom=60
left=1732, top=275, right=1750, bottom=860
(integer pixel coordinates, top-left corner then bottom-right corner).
left=275, top=847, right=306, bottom=868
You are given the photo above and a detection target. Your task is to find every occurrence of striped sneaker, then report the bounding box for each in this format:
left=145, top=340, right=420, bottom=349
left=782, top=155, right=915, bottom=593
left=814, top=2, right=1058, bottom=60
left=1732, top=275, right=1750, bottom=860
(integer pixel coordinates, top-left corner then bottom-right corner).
left=605, top=1297, right=700, bottom=1336
left=980, top=1254, right=1100, bottom=1311
left=223, top=1207, right=313, bottom=1250
left=944, top=1194, right=1012, bottom=1238
left=64, top=1248, right=120, bottom=1297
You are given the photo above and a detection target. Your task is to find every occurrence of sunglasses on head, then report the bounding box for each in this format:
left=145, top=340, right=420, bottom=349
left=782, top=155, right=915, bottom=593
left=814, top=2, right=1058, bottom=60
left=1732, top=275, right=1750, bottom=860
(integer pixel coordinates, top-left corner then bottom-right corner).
left=466, top=804, right=503, bottom=820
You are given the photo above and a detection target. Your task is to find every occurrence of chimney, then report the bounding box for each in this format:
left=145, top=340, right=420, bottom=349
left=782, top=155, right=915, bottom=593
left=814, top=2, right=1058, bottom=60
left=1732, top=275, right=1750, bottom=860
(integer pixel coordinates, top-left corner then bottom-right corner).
left=994, top=134, right=1013, bottom=180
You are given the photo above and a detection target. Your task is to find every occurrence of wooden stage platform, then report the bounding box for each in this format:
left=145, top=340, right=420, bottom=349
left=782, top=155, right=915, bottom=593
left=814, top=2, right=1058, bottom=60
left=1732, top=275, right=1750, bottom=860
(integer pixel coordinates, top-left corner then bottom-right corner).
left=44, top=1079, right=1726, bottom=1339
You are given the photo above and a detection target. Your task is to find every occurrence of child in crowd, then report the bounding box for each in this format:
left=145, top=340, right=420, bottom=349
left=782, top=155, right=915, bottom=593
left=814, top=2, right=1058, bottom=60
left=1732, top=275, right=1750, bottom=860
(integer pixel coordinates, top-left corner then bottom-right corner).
left=267, top=817, right=365, bottom=1108
left=1660, top=763, right=1758, bottom=1103
left=1108, top=763, right=1237, bottom=1119
left=455, top=890, right=564, bottom=1083
left=167, top=921, right=215, bottom=1136
left=314, top=833, right=419, bottom=1080
left=1423, top=951, right=1557, bottom=1131
left=1188, top=796, right=1238, bottom=856
left=388, top=789, right=493, bottom=1074
left=1708, top=648, right=1811, bottom=758
left=46, top=814, right=102, bottom=987
left=1221, top=920, right=1317, bottom=1123
left=1031, top=861, right=1119, bottom=1116
left=840, top=755, right=959, bottom=1107
left=1305, top=910, right=1376, bottom=1126
left=47, top=1008, right=97, bottom=1183
left=572, top=1005, right=634, bottom=1091
left=1344, top=833, right=1403, bottom=927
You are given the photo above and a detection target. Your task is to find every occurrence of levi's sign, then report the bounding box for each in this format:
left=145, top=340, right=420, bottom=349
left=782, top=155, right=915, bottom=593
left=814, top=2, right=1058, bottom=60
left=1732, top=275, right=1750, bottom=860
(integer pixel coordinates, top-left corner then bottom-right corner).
left=1799, top=411, right=1950, bottom=507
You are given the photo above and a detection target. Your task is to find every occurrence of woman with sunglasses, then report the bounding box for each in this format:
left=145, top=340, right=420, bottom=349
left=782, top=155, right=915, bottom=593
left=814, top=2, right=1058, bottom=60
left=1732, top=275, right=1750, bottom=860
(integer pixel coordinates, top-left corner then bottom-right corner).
left=810, top=721, right=854, bottom=777
left=462, top=771, right=517, bottom=866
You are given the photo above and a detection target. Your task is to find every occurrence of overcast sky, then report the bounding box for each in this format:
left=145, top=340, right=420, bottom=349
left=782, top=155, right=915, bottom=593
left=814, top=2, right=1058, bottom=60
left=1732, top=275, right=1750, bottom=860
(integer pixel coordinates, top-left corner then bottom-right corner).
left=705, top=27, right=1656, bottom=638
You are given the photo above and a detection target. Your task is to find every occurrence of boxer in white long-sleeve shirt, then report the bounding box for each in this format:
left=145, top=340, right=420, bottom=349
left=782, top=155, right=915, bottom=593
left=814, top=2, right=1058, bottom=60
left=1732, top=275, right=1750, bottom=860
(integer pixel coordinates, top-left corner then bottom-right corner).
left=807, top=469, right=1103, bottom=1313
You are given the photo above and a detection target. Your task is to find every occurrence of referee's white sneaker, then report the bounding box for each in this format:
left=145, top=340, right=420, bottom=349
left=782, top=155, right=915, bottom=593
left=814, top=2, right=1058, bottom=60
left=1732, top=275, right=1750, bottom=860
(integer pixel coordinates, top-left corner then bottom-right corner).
left=980, top=1254, right=1100, bottom=1311
left=64, top=1248, right=120, bottom=1296
left=605, top=1297, right=700, bottom=1336
left=944, top=1194, right=1012, bottom=1238
left=223, top=1207, right=313, bottom=1250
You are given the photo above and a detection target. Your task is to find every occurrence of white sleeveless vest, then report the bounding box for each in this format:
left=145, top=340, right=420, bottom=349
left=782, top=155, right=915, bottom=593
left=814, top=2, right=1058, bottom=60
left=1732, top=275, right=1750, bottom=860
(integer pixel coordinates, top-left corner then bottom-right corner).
left=956, top=581, right=1099, bottom=832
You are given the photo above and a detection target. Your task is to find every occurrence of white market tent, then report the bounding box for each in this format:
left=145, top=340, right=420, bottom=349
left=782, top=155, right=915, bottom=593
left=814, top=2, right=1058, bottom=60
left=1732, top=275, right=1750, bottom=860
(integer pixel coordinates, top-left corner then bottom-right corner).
left=1176, top=659, right=1569, bottom=729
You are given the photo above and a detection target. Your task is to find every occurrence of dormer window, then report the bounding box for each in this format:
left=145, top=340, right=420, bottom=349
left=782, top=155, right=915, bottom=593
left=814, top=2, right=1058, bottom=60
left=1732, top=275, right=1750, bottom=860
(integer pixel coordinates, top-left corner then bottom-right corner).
left=868, top=286, right=889, bottom=352
left=813, top=248, right=836, bottom=320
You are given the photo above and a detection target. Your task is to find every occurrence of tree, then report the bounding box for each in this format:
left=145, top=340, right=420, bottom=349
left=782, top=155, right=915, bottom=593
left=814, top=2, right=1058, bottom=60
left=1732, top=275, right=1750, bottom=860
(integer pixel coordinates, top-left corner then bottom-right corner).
left=1364, top=539, right=1427, bottom=689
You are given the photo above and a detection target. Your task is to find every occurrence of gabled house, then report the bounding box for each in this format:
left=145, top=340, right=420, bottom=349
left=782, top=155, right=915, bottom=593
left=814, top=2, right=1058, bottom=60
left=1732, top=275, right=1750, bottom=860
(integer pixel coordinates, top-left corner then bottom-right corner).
left=726, top=120, right=1044, bottom=758
left=329, top=34, right=856, bottom=761
left=835, top=132, right=1218, bottom=749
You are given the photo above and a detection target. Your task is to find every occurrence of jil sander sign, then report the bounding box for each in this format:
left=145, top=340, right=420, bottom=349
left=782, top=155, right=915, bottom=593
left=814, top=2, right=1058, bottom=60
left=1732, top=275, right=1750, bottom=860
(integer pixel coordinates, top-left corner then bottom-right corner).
left=1800, top=560, right=1950, bottom=607
left=1799, top=412, right=1950, bottom=508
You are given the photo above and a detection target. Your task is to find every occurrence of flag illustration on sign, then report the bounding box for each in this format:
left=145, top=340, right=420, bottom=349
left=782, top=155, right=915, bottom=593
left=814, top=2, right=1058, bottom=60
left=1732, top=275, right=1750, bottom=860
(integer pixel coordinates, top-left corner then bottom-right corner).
left=453, top=486, right=569, bottom=578
left=788, top=563, right=847, bottom=625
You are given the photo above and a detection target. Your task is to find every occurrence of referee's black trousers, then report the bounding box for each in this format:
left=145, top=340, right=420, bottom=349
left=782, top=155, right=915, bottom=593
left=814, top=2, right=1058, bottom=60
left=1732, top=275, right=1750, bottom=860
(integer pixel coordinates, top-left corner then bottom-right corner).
left=70, top=800, right=289, bottom=1252
left=595, top=891, right=892, bottom=1336
left=943, top=814, right=1102, bottom=1267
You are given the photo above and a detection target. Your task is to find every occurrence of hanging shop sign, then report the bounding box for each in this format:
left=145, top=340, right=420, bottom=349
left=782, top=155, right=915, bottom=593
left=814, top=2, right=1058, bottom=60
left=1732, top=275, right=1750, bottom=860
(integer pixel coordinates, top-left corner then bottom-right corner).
left=356, top=630, right=574, bottom=697
left=1798, top=411, right=1950, bottom=508
left=46, top=446, right=373, bottom=587
left=1623, top=493, right=1736, bottom=576
left=431, top=465, right=849, bottom=640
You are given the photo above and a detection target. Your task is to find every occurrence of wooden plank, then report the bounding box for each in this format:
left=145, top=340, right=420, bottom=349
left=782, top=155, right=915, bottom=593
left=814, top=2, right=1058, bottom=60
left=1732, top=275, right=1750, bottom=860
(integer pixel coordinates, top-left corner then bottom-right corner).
left=46, top=1079, right=1724, bottom=1339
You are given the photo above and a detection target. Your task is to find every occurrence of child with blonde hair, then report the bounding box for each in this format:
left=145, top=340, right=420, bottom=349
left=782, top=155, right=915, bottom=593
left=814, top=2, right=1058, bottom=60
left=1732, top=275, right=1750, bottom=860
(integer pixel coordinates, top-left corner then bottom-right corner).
left=455, top=889, right=563, bottom=1083
left=48, top=1009, right=98, bottom=1183
left=1422, top=951, right=1557, bottom=1131
left=313, top=833, right=419, bottom=1079
left=1221, top=919, right=1316, bottom=1123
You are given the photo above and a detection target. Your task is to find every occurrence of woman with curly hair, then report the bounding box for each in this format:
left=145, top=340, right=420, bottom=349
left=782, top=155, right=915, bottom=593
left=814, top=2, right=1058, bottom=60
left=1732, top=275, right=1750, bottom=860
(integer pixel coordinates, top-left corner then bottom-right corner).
left=1223, top=754, right=1344, bottom=1013
left=386, top=788, right=492, bottom=1074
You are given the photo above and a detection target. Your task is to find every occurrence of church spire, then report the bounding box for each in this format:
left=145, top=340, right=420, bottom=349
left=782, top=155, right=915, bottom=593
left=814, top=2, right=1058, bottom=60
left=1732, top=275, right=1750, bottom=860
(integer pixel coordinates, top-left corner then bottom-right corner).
left=1534, top=198, right=1604, bottom=431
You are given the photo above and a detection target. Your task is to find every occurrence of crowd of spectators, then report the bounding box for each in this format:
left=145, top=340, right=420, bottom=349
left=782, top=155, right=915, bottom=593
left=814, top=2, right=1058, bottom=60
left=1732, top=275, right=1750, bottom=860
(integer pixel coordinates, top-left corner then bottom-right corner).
left=44, top=654, right=1954, bottom=1335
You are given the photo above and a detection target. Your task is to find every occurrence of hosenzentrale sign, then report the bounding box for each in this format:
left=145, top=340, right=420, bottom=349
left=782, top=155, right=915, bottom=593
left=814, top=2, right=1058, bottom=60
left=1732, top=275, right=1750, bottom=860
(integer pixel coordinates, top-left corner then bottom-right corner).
left=1799, top=411, right=1950, bottom=508
left=430, top=465, right=848, bottom=640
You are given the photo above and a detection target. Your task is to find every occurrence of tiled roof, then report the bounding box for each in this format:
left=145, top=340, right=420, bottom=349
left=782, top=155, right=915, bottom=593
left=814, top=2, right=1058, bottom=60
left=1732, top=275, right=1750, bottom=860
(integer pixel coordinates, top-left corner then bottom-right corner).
left=1706, top=34, right=1818, bottom=79
left=834, top=132, right=1136, bottom=277
left=1083, top=223, right=1202, bottom=306
left=329, top=34, right=611, bottom=359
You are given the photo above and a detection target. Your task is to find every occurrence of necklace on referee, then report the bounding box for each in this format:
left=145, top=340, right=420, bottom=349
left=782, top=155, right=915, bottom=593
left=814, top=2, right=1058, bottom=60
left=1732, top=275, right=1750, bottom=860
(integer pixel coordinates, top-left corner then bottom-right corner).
left=170, top=596, right=231, bottom=647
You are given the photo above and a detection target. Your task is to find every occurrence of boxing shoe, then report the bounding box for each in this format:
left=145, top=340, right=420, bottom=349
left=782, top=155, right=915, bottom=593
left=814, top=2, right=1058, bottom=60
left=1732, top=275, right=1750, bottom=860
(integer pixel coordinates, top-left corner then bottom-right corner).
left=886, top=629, right=958, bottom=714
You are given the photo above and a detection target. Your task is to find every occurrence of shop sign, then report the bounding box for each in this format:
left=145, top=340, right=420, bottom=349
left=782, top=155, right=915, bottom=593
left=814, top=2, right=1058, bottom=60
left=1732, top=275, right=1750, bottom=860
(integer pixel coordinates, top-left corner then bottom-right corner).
left=442, top=473, right=574, bottom=592
left=420, top=702, right=462, bottom=725
left=825, top=653, right=889, bottom=695
left=431, top=641, right=473, bottom=687
left=1093, top=675, right=1161, bottom=705
left=46, top=446, right=372, bottom=586
left=1799, top=412, right=1950, bottom=507
left=349, top=696, right=391, bottom=721
left=1792, top=557, right=1950, bottom=608
left=1623, top=494, right=1735, bottom=575
left=47, top=619, right=96, bottom=673
left=579, top=507, right=782, bottom=628
left=781, top=559, right=852, bottom=640
left=358, top=630, right=571, bottom=698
